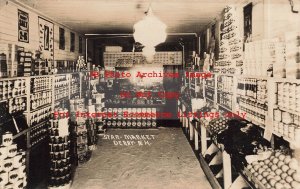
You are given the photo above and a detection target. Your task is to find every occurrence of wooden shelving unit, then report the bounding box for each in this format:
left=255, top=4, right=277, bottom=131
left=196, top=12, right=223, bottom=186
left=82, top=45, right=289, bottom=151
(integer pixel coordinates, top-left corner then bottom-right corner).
left=0, top=72, right=83, bottom=183
left=180, top=57, right=300, bottom=189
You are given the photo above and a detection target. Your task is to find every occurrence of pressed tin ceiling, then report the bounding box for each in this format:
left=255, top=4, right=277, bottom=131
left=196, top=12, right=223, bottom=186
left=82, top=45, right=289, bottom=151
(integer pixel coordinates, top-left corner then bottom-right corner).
left=18, top=0, right=242, bottom=34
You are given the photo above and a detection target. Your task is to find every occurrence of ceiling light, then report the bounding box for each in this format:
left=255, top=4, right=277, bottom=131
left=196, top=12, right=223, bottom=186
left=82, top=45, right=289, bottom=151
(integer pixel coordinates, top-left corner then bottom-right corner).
left=133, top=7, right=167, bottom=48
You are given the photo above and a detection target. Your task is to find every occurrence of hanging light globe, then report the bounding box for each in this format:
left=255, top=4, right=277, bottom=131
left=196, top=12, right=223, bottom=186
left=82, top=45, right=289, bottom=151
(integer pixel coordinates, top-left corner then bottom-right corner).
left=133, top=7, right=167, bottom=47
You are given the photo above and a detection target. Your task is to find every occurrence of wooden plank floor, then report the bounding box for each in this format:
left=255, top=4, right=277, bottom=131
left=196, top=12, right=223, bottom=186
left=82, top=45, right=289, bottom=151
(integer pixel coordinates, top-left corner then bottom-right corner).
left=71, top=127, right=212, bottom=189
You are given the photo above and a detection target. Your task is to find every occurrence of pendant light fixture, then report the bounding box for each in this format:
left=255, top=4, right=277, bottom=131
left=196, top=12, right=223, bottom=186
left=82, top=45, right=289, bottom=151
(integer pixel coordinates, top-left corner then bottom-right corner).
left=133, top=5, right=167, bottom=62
left=133, top=7, right=167, bottom=47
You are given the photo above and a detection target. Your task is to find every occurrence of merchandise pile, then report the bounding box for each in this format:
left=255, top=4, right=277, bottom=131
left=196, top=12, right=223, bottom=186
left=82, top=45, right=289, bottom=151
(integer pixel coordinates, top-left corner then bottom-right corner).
left=48, top=110, right=72, bottom=189
left=215, top=5, right=244, bottom=75
left=245, top=151, right=300, bottom=189
left=0, top=132, right=27, bottom=189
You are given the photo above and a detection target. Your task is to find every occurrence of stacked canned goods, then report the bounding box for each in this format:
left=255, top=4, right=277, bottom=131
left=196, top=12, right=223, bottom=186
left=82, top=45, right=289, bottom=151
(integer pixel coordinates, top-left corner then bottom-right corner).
left=277, top=82, right=300, bottom=113
left=104, top=107, right=157, bottom=128
left=0, top=132, right=27, bottom=189
left=0, top=79, right=26, bottom=101
left=273, top=108, right=300, bottom=140
left=48, top=111, right=72, bottom=188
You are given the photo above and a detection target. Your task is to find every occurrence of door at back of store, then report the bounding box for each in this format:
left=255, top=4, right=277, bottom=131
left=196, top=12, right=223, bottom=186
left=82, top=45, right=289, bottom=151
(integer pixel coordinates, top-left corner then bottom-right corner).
left=161, top=65, right=181, bottom=127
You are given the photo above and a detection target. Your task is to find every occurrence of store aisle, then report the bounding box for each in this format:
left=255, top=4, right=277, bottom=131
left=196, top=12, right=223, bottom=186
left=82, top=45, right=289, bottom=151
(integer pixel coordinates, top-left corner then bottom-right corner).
left=71, top=128, right=212, bottom=189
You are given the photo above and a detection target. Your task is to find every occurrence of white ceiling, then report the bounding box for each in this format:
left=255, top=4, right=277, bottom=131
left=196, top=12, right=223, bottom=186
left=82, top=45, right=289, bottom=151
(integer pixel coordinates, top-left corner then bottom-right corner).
left=19, top=0, right=242, bottom=34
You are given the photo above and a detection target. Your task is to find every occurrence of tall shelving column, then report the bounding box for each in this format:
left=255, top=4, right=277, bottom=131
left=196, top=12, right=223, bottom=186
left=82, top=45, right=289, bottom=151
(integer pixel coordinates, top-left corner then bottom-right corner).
left=25, top=77, right=31, bottom=176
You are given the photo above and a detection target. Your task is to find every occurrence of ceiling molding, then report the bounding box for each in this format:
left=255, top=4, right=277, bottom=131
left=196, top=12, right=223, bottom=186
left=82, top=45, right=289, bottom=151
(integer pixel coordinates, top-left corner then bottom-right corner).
left=10, top=0, right=83, bottom=34
left=18, top=0, right=238, bottom=34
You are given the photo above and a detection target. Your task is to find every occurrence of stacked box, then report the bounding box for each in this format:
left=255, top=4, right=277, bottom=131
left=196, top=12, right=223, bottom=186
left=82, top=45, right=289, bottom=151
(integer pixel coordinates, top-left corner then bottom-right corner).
left=273, top=41, right=286, bottom=78
left=86, top=119, right=98, bottom=150
left=18, top=50, right=33, bottom=77
left=0, top=44, right=19, bottom=77
left=103, top=51, right=182, bottom=67
left=34, top=52, right=46, bottom=76
left=285, top=32, right=300, bottom=79
left=0, top=53, right=8, bottom=78
left=215, top=5, right=243, bottom=75
left=244, top=38, right=286, bottom=77
left=75, top=121, right=93, bottom=165
left=0, top=132, right=27, bottom=189
left=93, top=93, right=106, bottom=134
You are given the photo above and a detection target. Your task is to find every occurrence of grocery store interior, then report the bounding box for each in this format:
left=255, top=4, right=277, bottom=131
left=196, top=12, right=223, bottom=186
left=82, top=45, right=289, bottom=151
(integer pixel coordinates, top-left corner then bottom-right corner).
left=1, top=0, right=300, bottom=189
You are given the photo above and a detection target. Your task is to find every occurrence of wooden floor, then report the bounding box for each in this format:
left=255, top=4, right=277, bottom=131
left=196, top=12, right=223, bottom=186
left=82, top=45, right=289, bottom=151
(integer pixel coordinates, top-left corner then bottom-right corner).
left=71, top=127, right=212, bottom=189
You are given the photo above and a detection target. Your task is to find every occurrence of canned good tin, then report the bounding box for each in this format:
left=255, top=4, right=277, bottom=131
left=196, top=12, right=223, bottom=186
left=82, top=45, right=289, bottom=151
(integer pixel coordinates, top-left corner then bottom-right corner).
left=274, top=109, right=282, bottom=122
left=13, top=179, right=23, bottom=189
left=282, top=112, right=293, bottom=124
left=279, top=122, right=284, bottom=130
left=288, top=132, right=295, bottom=140
left=13, top=154, right=22, bottom=168
left=132, top=121, right=136, bottom=127
left=3, top=157, right=13, bottom=172
left=18, top=165, right=26, bottom=178
left=288, top=124, right=295, bottom=133
left=283, top=83, right=289, bottom=93
left=8, top=168, right=18, bottom=183
left=0, top=146, right=8, bottom=160
left=2, top=132, right=13, bottom=147
left=294, top=115, right=300, bottom=125
left=296, top=84, right=300, bottom=94
left=58, top=144, right=64, bottom=151
left=284, top=124, right=289, bottom=136
left=152, top=121, right=156, bottom=127
left=22, top=176, right=27, bottom=187
left=295, top=127, right=300, bottom=142
left=0, top=171, right=8, bottom=186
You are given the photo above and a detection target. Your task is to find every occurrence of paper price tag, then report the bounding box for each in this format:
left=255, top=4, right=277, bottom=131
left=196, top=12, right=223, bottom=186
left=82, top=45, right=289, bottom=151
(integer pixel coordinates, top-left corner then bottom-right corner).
left=58, top=118, right=69, bottom=137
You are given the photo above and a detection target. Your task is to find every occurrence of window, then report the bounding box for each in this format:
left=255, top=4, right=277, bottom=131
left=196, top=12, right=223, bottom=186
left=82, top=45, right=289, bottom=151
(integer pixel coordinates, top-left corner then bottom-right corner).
left=244, top=3, right=253, bottom=43
left=79, top=36, right=83, bottom=53
left=70, top=32, right=75, bottom=52
left=59, top=27, right=65, bottom=50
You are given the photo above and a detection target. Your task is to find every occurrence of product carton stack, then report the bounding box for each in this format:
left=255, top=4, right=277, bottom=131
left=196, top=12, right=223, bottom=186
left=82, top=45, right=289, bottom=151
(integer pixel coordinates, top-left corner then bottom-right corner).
left=0, top=132, right=27, bottom=189
left=75, top=116, right=90, bottom=165
left=93, top=93, right=106, bottom=135
left=69, top=98, right=97, bottom=165
left=215, top=5, right=244, bottom=75
left=273, top=40, right=286, bottom=78
left=48, top=110, right=72, bottom=189
left=0, top=44, right=19, bottom=77
left=244, top=38, right=286, bottom=77
left=285, top=32, right=300, bottom=79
